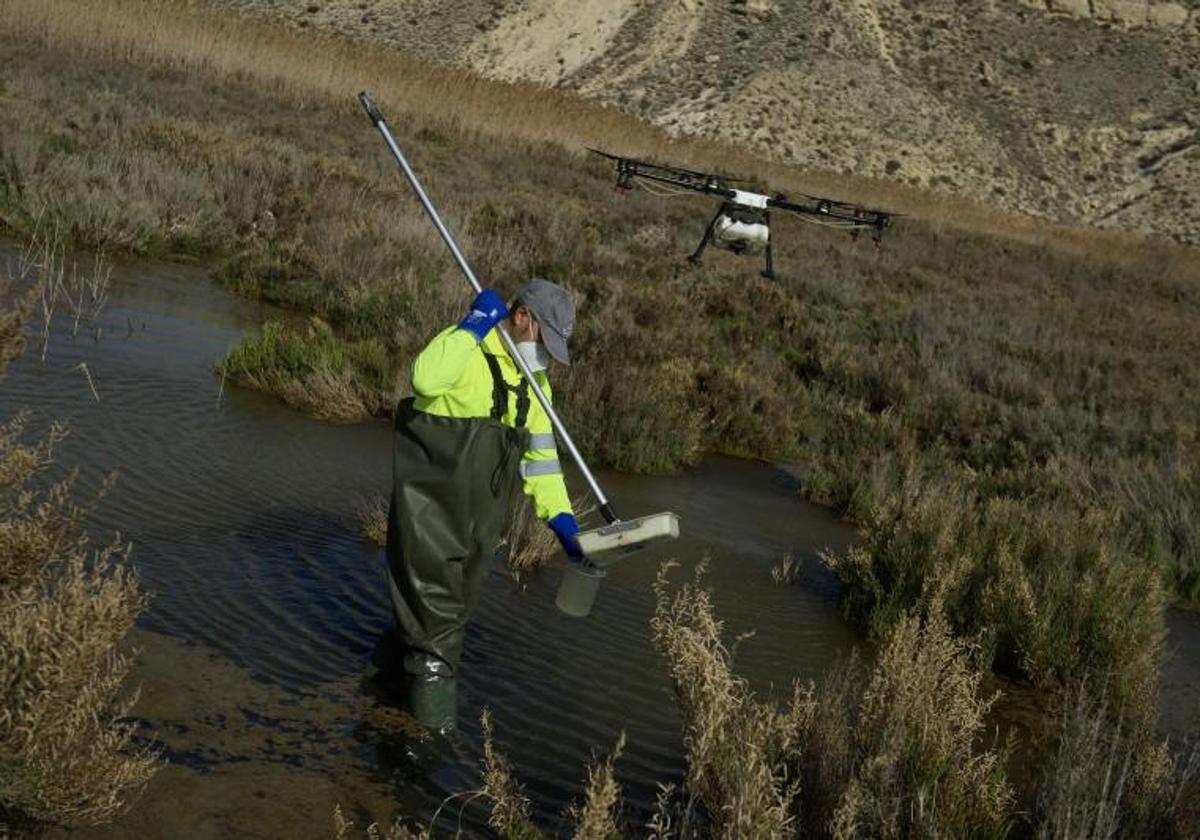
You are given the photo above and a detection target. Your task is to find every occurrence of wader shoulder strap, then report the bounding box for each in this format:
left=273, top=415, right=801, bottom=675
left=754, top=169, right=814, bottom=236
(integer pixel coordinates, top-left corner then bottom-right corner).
left=483, top=352, right=531, bottom=428
left=483, top=352, right=507, bottom=421
left=513, top=381, right=530, bottom=429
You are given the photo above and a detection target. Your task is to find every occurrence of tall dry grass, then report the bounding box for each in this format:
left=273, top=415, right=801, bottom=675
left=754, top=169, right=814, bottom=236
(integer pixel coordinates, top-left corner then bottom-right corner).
left=0, top=242, right=158, bottom=829
left=501, top=491, right=562, bottom=582
left=479, top=708, right=539, bottom=839
left=650, top=561, right=797, bottom=837
left=503, top=493, right=595, bottom=581
left=354, top=492, right=390, bottom=547
left=651, top=562, right=1013, bottom=838
left=1035, top=686, right=1200, bottom=839
left=337, top=711, right=626, bottom=839
left=333, top=803, right=428, bottom=840
left=570, top=733, right=626, bottom=840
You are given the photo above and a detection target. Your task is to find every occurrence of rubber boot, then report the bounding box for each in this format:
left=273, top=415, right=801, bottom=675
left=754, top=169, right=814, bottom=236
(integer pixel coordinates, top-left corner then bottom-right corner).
left=404, top=654, right=458, bottom=732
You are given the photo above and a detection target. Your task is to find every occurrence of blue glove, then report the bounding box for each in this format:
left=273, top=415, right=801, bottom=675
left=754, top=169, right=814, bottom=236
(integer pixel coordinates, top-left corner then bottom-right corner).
left=547, top=512, right=583, bottom=560
left=458, top=289, right=508, bottom=341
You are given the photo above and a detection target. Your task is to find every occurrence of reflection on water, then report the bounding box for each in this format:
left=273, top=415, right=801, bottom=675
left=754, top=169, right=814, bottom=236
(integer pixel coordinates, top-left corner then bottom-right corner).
left=1162, top=606, right=1200, bottom=739
left=4, top=248, right=864, bottom=835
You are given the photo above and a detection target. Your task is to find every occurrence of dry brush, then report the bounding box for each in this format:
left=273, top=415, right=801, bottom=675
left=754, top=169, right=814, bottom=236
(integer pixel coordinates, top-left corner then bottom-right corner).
left=0, top=243, right=158, bottom=829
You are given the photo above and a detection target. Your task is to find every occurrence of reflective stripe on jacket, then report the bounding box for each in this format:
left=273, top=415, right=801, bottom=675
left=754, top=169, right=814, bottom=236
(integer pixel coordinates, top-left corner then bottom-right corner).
left=412, top=326, right=571, bottom=520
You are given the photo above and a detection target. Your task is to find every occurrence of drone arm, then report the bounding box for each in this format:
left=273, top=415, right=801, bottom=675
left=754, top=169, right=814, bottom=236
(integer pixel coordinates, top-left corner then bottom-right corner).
left=622, top=166, right=732, bottom=198
left=768, top=196, right=889, bottom=230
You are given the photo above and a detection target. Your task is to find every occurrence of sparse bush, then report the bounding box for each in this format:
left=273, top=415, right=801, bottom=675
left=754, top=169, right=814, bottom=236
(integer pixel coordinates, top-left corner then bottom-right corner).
left=355, top=493, right=389, bottom=547
left=571, top=733, right=626, bottom=840
left=217, top=319, right=396, bottom=421
left=824, top=460, right=1167, bottom=707
left=502, top=491, right=561, bottom=581
left=1035, top=686, right=1200, bottom=839
left=0, top=545, right=156, bottom=826
left=652, top=562, right=1013, bottom=838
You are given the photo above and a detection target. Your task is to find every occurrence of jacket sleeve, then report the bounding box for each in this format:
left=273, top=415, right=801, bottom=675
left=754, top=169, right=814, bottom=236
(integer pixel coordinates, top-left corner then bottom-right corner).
left=521, top=375, right=573, bottom=521
left=411, top=326, right=481, bottom=397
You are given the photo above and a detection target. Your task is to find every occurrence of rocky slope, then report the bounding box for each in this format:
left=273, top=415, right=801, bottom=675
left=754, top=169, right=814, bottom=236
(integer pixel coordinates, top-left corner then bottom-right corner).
left=212, top=0, right=1200, bottom=245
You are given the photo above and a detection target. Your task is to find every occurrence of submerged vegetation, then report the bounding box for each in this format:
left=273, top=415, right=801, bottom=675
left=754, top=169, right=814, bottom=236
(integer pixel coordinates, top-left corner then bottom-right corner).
left=1, top=0, right=1199, bottom=822
left=0, top=242, right=158, bottom=829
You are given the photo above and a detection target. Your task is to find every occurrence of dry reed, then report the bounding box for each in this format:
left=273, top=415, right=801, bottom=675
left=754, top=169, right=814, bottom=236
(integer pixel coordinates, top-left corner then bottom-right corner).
left=503, top=493, right=594, bottom=581
left=0, top=237, right=158, bottom=829
left=652, top=561, right=1013, bottom=838
left=333, top=803, right=429, bottom=840
left=571, top=733, right=627, bottom=840
left=651, top=560, right=800, bottom=837
left=770, top=552, right=801, bottom=586
left=355, top=493, right=389, bottom=547
left=501, top=491, right=561, bottom=581
left=356, top=489, right=585, bottom=584
left=1035, top=686, right=1200, bottom=839
left=480, top=709, right=537, bottom=838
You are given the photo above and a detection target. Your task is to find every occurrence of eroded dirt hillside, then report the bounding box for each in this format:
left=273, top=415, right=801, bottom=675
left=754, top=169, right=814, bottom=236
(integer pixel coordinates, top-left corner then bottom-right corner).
left=212, top=0, right=1200, bottom=244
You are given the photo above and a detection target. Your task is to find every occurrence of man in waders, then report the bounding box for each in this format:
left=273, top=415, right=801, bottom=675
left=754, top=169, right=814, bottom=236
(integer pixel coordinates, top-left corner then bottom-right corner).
left=384, top=278, right=581, bottom=729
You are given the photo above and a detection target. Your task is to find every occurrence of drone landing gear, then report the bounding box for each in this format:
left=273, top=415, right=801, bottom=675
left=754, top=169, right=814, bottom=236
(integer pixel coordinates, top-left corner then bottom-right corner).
left=687, top=205, right=723, bottom=268
left=760, top=238, right=776, bottom=282
left=688, top=206, right=780, bottom=280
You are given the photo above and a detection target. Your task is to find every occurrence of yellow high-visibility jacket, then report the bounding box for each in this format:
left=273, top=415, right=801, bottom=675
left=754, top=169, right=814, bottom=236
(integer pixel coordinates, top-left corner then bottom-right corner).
left=412, top=325, right=572, bottom=521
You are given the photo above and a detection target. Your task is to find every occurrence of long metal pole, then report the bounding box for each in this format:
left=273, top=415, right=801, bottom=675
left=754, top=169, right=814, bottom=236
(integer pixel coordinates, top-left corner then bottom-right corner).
left=359, top=92, right=618, bottom=524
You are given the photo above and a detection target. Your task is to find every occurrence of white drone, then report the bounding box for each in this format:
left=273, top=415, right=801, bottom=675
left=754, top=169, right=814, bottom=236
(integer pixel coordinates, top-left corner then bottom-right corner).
left=591, top=150, right=895, bottom=280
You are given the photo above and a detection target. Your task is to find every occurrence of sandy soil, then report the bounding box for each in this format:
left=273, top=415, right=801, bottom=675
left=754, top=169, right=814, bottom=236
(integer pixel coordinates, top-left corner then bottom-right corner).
left=44, top=631, right=410, bottom=840
left=207, top=0, right=1200, bottom=244
left=464, top=0, right=642, bottom=85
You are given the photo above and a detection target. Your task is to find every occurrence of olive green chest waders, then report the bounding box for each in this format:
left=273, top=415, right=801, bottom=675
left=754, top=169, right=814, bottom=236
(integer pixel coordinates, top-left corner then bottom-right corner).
left=385, top=362, right=529, bottom=729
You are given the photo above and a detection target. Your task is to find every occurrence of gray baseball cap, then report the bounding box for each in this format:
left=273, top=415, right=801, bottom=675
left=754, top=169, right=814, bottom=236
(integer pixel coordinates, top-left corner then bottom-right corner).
left=515, top=278, right=575, bottom=366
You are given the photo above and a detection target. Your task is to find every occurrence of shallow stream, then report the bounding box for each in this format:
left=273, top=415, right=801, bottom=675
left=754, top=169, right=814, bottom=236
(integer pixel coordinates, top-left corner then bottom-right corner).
left=2, top=247, right=1195, bottom=837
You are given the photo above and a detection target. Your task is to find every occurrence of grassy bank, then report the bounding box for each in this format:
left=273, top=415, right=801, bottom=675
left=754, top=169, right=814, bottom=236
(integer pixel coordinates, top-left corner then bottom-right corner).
left=2, top=0, right=1198, bottom=706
